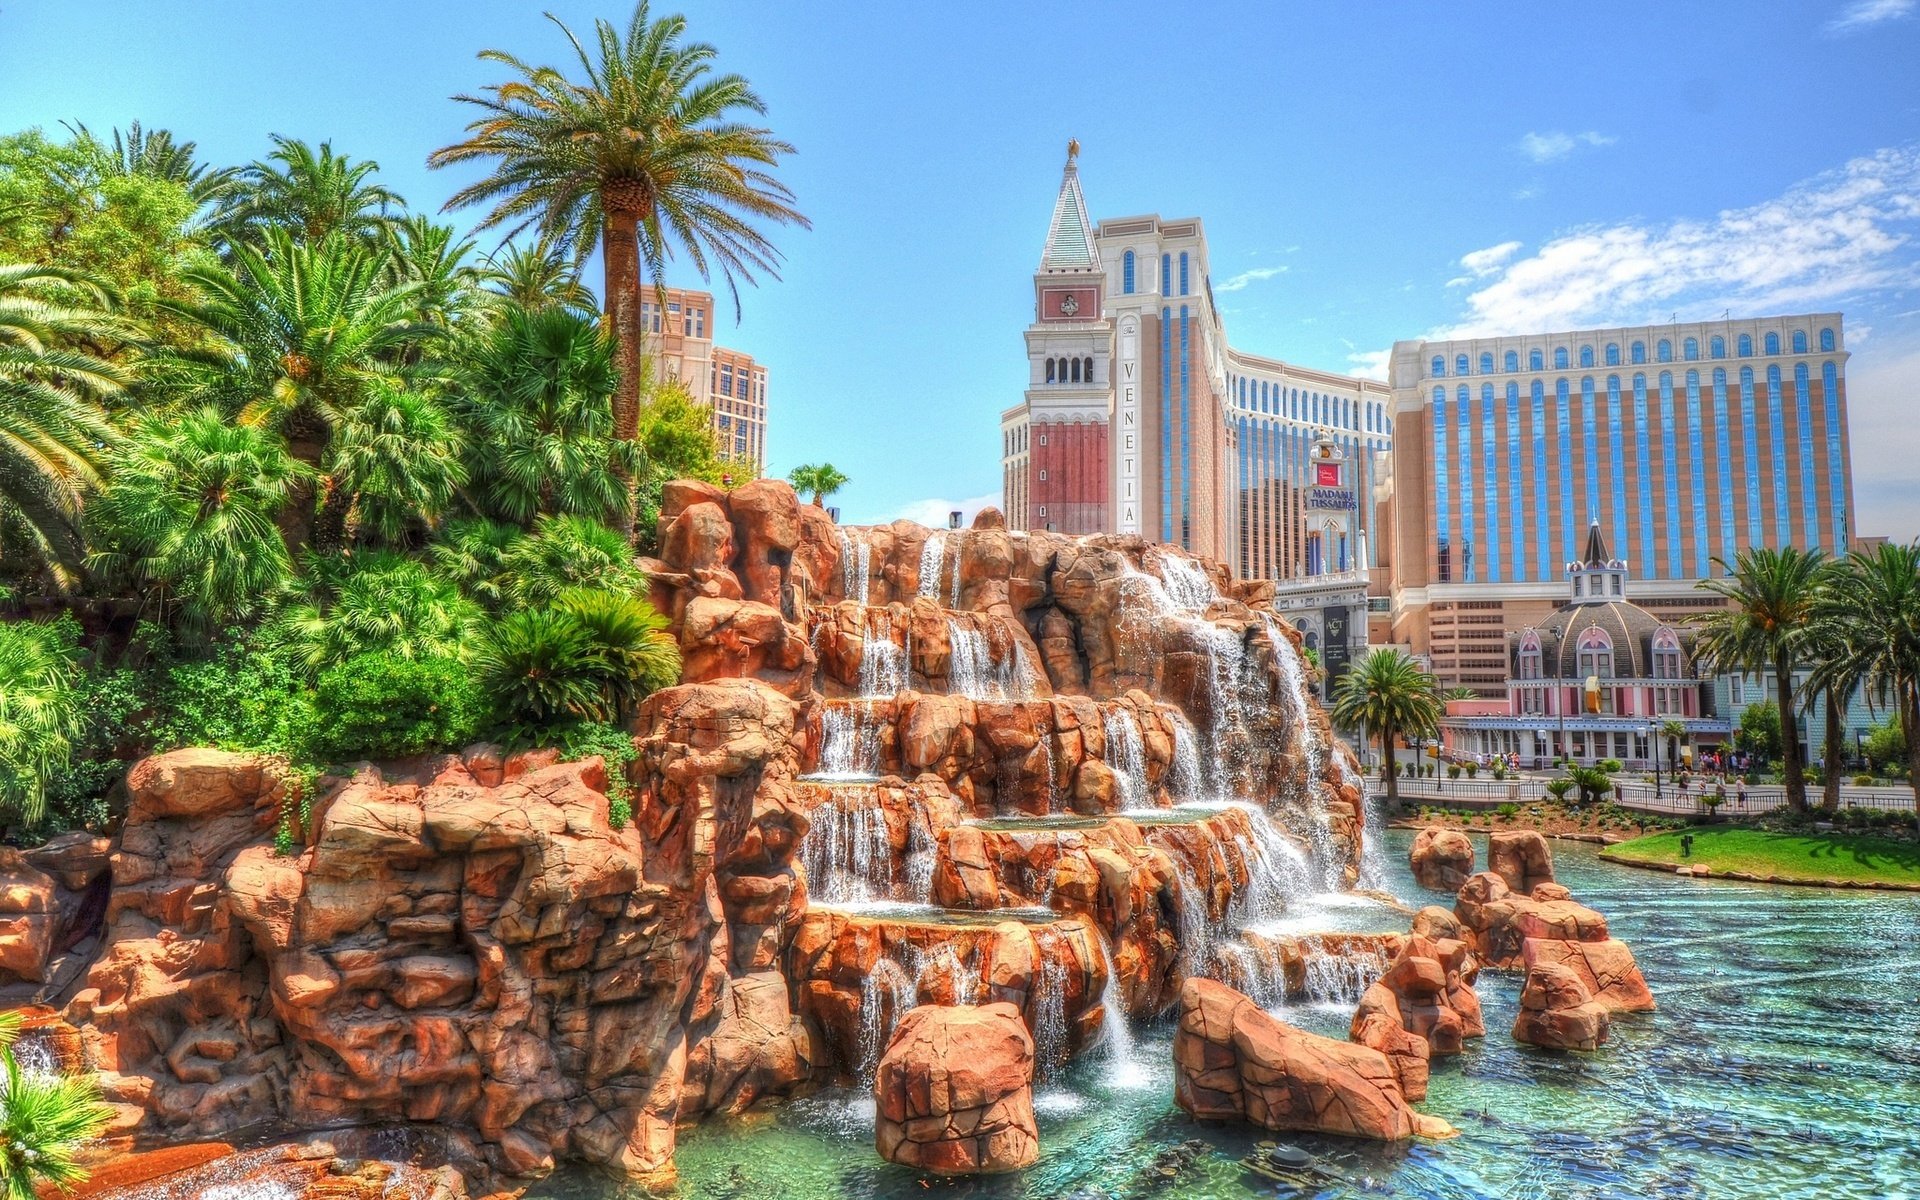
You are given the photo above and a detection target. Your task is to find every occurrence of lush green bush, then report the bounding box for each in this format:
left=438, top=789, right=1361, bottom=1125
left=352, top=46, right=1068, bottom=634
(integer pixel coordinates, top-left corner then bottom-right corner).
left=1496, top=802, right=1518, bottom=819
left=0, top=617, right=83, bottom=826
left=1545, top=778, right=1575, bottom=801
left=1464, top=761, right=1478, bottom=778
left=269, top=553, right=482, bottom=676
left=1854, top=774, right=1875, bottom=787
left=309, top=652, right=485, bottom=762
left=145, top=632, right=315, bottom=758
left=1598, top=758, right=1623, bottom=773
left=1447, top=763, right=1462, bottom=779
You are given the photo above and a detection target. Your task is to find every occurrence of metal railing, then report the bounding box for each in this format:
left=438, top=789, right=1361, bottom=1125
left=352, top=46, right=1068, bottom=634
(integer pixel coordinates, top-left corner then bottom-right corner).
left=1370, top=774, right=1917, bottom=816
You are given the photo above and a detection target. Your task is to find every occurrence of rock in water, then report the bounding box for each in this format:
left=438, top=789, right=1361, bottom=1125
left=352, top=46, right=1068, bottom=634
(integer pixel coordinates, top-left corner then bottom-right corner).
left=1523, top=935, right=1655, bottom=1013
left=1487, top=830, right=1555, bottom=895
left=874, top=1002, right=1039, bottom=1175
left=1173, top=977, right=1454, bottom=1141
left=1349, top=935, right=1484, bottom=1100
left=1512, top=960, right=1611, bottom=1051
left=1409, top=827, right=1475, bottom=892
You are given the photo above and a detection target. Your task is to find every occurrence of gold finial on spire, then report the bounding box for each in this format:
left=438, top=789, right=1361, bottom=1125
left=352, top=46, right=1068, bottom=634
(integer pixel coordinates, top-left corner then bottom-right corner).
left=1066, top=137, right=1080, bottom=165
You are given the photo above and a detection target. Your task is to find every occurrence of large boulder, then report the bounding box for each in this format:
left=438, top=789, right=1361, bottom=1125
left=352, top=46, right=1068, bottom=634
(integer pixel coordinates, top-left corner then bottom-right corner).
left=1487, top=830, right=1555, bottom=895
left=1512, top=961, right=1610, bottom=1051
left=874, top=1002, right=1038, bottom=1176
left=1173, top=978, right=1453, bottom=1141
left=1522, top=936, right=1655, bottom=1013
left=1452, top=871, right=1609, bottom=968
left=1408, top=827, right=1474, bottom=892
left=1348, top=935, right=1483, bottom=1101
left=0, top=850, right=58, bottom=983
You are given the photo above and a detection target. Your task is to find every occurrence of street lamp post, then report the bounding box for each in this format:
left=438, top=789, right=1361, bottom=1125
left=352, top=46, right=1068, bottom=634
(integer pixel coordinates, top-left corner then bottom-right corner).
left=1648, top=719, right=1662, bottom=801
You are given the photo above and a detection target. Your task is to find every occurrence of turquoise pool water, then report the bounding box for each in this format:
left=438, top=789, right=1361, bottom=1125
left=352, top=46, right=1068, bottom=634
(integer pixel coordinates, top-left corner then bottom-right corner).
left=531, top=830, right=1920, bottom=1199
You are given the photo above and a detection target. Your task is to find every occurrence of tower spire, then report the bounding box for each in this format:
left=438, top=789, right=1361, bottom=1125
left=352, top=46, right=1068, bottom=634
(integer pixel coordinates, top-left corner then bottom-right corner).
left=1040, top=138, right=1096, bottom=271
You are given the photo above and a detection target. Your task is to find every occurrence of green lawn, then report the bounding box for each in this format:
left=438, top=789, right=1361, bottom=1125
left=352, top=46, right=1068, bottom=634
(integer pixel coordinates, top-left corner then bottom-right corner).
left=1603, top=826, right=1920, bottom=886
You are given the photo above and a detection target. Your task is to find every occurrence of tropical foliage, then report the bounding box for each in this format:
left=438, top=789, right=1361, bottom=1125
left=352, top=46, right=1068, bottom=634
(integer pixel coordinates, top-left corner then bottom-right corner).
left=788, top=462, right=849, bottom=508
left=1330, top=648, right=1442, bottom=804
left=0, top=1010, right=113, bottom=1200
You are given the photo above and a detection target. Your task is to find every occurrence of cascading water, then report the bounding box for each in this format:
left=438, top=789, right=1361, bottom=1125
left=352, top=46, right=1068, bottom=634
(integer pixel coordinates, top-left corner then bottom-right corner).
left=904, top=816, right=936, bottom=904
left=1356, top=788, right=1391, bottom=891
left=1168, top=713, right=1206, bottom=804
left=812, top=704, right=880, bottom=781
left=1213, top=940, right=1289, bottom=1008
left=1262, top=614, right=1348, bottom=891
left=916, top=533, right=945, bottom=601
left=857, top=958, right=917, bottom=1085
left=8, top=1031, right=55, bottom=1079
left=1083, top=926, right=1144, bottom=1088
left=1299, top=936, right=1387, bottom=1007
left=1214, top=801, right=1315, bottom=924
left=915, top=944, right=980, bottom=1006
left=947, top=531, right=965, bottom=608
left=1029, top=958, right=1071, bottom=1081
left=798, top=788, right=894, bottom=906
left=1157, top=556, right=1220, bottom=612
left=1101, top=708, right=1152, bottom=811
left=859, top=611, right=907, bottom=697
left=947, top=621, right=1033, bottom=701
left=1163, top=860, right=1216, bottom=978
left=839, top=532, right=872, bottom=605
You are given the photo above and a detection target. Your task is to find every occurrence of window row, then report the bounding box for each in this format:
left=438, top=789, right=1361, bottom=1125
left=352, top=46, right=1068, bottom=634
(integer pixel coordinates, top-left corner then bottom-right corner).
left=1120, top=249, right=1191, bottom=296
left=1430, top=327, right=1837, bottom=377
left=710, top=362, right=763, bottom=401
left=639, top=299, right=707, bottom=340
left=1229, top=374, right=1391, bottom=435
left=1044, top=356, right=1096, bottom=384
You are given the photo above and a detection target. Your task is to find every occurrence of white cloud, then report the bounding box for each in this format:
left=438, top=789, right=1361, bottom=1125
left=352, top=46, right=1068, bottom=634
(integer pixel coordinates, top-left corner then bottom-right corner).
left=1346, top=349, right=1391, bottom=381
left=1449, top=240, right=1524, bottom=286
left=1216, top=266, right=1289, bottom=293
left=1828, top=0, right=1914, bottom=33
left=1518, top=130, right=1617, bottom=163
left=890, top=491, right=1001, bottom=529
left=1436, top=145, right=1920, bottom=340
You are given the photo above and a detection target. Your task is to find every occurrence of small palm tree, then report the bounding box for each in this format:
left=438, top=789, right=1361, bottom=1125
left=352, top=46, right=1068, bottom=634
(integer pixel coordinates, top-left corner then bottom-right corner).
left=431, top=0, right=808, bottom=525
left=268, top=553, right=482, bottom=676
left=788, top=462, right=848, bottom=508
left=87, top=408, right=308, bottom=635
left=483, top=238, right=599, bottom=313
left=500, top=513, right=648, bottom=607
left=382, top=215, right=484, bottom=332
left=1693, top=547, right=1825, bottom=812
left=215, top=135, right=405, bottom=247
left=1330, top=648, right=1442, bottom=804
left=476, top=606, right=609, bottom=727
left=326, top=381, right=466, bottom=547
left=0, top=263, right=126, bottom=583
left=1813, top=543, right=1920, bottom=810
left=0, top=1011, right=112, bottom=1200
left=554, top=587, right=681, bottom=723
left=0, top=621, right=82, bottom=828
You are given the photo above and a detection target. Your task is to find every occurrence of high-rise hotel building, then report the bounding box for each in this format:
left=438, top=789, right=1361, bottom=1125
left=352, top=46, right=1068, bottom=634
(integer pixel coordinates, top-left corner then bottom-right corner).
left=638, top=286, right=770, bottom=472
left=1000, top=145, right=1391, bottom=583
left=1384, top=318, right=1855, bottom=692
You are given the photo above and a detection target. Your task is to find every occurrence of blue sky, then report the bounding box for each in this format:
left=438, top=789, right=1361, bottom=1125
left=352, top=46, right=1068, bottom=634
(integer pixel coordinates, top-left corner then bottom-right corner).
left=5, top=1, right=1920, bottom=535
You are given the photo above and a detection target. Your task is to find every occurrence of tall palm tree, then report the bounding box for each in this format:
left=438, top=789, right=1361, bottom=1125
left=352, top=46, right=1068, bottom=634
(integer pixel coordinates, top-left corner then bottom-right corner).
left=788, top=462, right=848, bottom=508
left=1814, top=543, right=1920, bottom=810
left=64, top=119, right=242, bottom=220
left=1330, top=648, right=1441, bottom=805
left=1692, top=547, right=1826, bottom=813
left=430, top=0, right=808, bottom=527
left=87, top=408, right=307, bottom=635
left=0, top=264, right=125, bottom=583
left=215, top=135, right=404, bottom=247
left=165, top=228, right=438, bottom=551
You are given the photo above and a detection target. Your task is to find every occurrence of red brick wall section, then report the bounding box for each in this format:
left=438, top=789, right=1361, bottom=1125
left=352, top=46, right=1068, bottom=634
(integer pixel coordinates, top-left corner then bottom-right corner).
left=1030, top=420, right=1109, bottom=534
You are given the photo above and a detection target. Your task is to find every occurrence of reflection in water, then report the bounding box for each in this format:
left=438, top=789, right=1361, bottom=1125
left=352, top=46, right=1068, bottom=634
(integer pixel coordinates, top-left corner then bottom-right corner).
left=523, top=833, right=1920, bottom=1200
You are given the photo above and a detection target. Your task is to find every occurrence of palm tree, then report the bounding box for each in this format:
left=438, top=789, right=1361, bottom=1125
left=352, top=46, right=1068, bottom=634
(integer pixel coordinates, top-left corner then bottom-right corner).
left=1814, top=543, right=1920, bottom=810
left=383, top=215, right=484, bottom=332
left=268, top=552, right=482, bottom=676
left=476, top=606, right=609, bottom=727
left=1330, top=648, right=1441, bottom=804
left=788, top=462, right=848, bottom=508
left=214, top=135, right=404, bottom=247
left=326, top=381, right=466, bottom=547
left=64, top=119, right=242, bottom=221
left=554, top=587, right=681, bottom=724
left=429, top=517, right=522, bottom=608
left=0, top=620, right=82, bottom=828
left=499, top=513, right=647, bottom=606
left=87, top=408, right=307, bottom=634
left=482, top=237, right=599, bottom=313
left=1692, top=547, right=1826, bottom=813
left=430, top=0, right=808, bottom=526
left=1803, top=561, right=1869, bottom=812
left=0, top=1010, right=112, bottom=1200
left=166, top=228, right=438, bottom=551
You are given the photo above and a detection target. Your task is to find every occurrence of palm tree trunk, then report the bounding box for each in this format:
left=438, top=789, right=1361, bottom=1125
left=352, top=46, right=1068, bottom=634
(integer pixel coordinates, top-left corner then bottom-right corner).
left=277, top=417, right=328, bottom=557
left=1903, top=679, right=1920, bottom=815
left=1381, top=721, right=1399, bottom=805
left=1821, top=683, right=1842, bottom=813
left=1777, top=652, right=1805, bottom=813
left=603, top=204, right=642, bottom=533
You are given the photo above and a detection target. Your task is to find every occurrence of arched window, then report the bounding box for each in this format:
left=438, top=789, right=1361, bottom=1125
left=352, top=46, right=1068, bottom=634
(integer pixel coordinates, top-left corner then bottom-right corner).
left=1605, top=343, right=1621, bottom=366
left=1577, top=627, right=1614, bottom=679
left=1580, top=345, right=1595, bottom=368
left=1820, top=327, right=1835, bottom=351
left=1045, top=359, right=1056, bottom=383
left=1518, top=631, right=1543, bottom=683
left=1529, top=348, right=1544, bottom=371
left=1631, top=341, right=1646, bottom=364
left=1657, top=339, right=1672, bottom=362
left=1791, top=330, right=1808, bottom=354
left=1684, top=337, right=1699, bottom=360
left=1738, top=333, right=1754, bottom=357
left=1084, top=356, right=1094, bottom=382
left=1069, top=358, right=1081, bottom=383
left=1432, top=355, right=1446, bottom=377
left=1479, top=351, right=1493, bottom=375
left=1179, top=251, right=1190, bottom=295
left=1455, top=353, right=1470, bottom=376
left=1651, top=629, right=1682, bottom=680
left=1554, top=347, right=1569, bottom=369
left=1505, top=350, right=1519, bottom=373
left=1122, top=250, right=1135, bottom=294
left=1765, top=332, right=1781, bottom=355
left=1710, top=335, right=1725, bottom=359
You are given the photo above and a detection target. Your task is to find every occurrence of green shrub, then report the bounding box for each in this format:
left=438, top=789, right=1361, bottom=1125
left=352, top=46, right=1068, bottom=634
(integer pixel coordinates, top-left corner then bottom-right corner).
left=1447, top=764, right=1462, bottom=779
left=1853, top=774, right=1874, bottom=787
left=1598, top=758, right=1623, bottom=773
left=1496, top=802, right=1518, bottom=820
left=309, top=652, right=485, bottom=762
left=145, top=633, right=315, bottom=758
left=1544, top=778, right=1575, bottom=802
left=1464, top=761, right=1479, bottom=778
left=0, top=617, right=83, bottom=826
left=521, top=720, right=639, bottom=829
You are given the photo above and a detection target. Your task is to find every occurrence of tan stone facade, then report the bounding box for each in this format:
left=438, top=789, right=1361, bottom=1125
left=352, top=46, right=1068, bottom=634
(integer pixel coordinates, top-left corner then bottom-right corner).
left=639, top=286, right=769, bottom=472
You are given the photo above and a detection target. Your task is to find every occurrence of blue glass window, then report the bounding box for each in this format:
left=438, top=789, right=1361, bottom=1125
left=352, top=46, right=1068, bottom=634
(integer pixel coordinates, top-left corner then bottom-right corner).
left=1766, top=365, right=1789, bottom=543
left=1532, top=380, right=1550, bottom=579
left=1739, top=333, right=1754, bottom=357
left=1795, top=362, right=1815, bottom=548
left=1479, top=352, right=1493, bottom=375
left=1481, top=383, right=1500, bottom=582
left=1580, top=376, right=1599, bottom=528
left=1685, top=370, right=1709, bottom=576
left=1823, top=360, right=1847, bottom=550
left=1820, top=327, right=1835, bottom=352
left=1505, top=350, right=1519, bottom=373
left=1606, top=375, right=1628, bottom=551
left=1738, top=367, right=1761, bottom=549
left=1580, top=345, right=1594, bottom=368
left=1122, top=250, right=1135, bottom=294
left=1765, top=332, right=1781, bottom=356
left=1605, top=343, right=1621, bottom=366
left=1529, top=348, right=1544, bottom=371
left=1658, top=339, right=1673, bottom=363
left=1711, top=368, right=1734, bottom=565
left=1632, top=341, right=1646, bottom=364
left=1433, top=387, right=1450, bottom=582
left=1507, top=383, right=1525, bottom=578
left=1791, top=330, right=1807, bottom=355
left=1557, top=378, right=1575, bottom=565
left=1455, top=353, right=1470, bottom=376
left=1456, top=385, right=1475, bottom=581
left=1179, top=252, right=1189, bottom=296
left=1554, top=347, right=1570, bottom=370
left=1633, top=374, right=1656, bottom=573
left=1160, top=254, right=1171, bottom=296
left=1432, top=355, right=1446, bottom=377
left=1160, top=307, right=1173, bottom=542
left=1710, top=335, right=1725, bottom=359
left=1179, top=307, right=1191, bottom=545
left=1659, top=372, right=1682, bottom=578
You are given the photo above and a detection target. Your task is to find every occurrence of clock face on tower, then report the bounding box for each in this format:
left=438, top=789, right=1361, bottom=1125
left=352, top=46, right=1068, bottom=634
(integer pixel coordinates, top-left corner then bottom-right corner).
left=1059, top=294, right=1079, bottom=317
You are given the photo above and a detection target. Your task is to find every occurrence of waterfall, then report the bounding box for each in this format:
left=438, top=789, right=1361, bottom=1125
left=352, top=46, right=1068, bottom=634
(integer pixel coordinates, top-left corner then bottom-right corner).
left=1083, top=926, right=1144, bottom=1087
left=917, top=533, right=945, bottom=600
left=1214, top=940, right=1289, bottom=1008
left=1215, top=801, right=1314, bottom=923
left=1169, top=713, right=1206, bottom=804
left=1040, top=733, right=1060, bottom=812
left=1262, top=614, right=1347, bottom=891
left=9, top=1031, right=56, bottom=1079
left=798, top=787, right=893, bottom=905
left=1197, top=623, right=1252, bottom=799
left=839, top=530, right=872, bottom=605
left=813, top=704, right=880, bottom=781
left=1163, top=860, right=1215, bottom=978
left=904, top=813, right=936, bottom=904
left=915, top=944, right=980, bottom=1006
left=1030, top=957, right=1071, bottom=1081
left=859, top=611, right=907, bottom=697
left=1102, top=708, right=1151, bottom=811
left=1300, top=936, right=1387, bottom=1007
left=858, top=958, right=917, bottom=1085
left=1357, top=790, right=1390, bottom=891
left=947, top=621, right=1034, bottom=701
left=1158, top=556, right=1219, bottom=612
left=947, top=532, right=965, bottom=608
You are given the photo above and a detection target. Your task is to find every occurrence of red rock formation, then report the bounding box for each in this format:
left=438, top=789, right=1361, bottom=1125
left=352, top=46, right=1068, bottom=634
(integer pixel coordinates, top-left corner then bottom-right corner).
left=873, top=1002, right=1038, bottom=1175
left=1348, top=935, right=1484, bottom=1100
left=1408, top=827, right=1474, bottom=892
left=1512, top=960, right=1610, bottom=1051
left=0, top=849, right=57, bottom=982
left=1452, top=871, right=1610, bottom=968
left=1487, top=830, right=1556, bottom=895
left=1173, top=978, right=1453, bottom=1141
left=1523, top=936, right=1655, bottom=1013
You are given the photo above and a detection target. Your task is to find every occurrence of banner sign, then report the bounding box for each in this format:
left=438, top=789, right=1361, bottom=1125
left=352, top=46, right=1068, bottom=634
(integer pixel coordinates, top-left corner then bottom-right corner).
left=1307, top=487, right=1356, bottom=510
